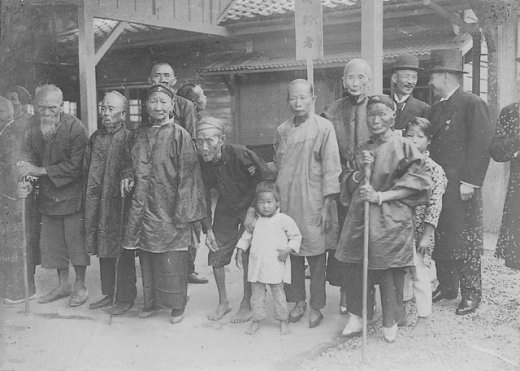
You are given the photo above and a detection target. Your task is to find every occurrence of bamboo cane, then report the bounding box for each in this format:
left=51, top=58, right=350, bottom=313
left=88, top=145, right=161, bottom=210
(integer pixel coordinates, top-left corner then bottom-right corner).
left=109, top=194, right=126, bottom=324
left=362, top=160, right=372, bottom=363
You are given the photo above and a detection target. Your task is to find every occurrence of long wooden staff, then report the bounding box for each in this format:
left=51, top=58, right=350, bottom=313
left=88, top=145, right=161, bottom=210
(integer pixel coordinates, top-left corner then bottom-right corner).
left=109, top=194, right=126, bottom=324
left=362, top=160, right=372, bottom=363
left=19, top=184, right=30, bottom=316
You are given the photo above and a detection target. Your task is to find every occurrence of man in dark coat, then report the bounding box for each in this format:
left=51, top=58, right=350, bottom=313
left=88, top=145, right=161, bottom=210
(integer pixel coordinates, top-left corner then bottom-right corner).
left=84, top=91, right=136, bottom=314
left=196, top=116, right=274, bottom=323
left=428, top=49, right=493, bottom=315
left=18, top=84, right=90, bottom=307
left=391, top=54, right=430, bottom=132
left=490, top=76, right=520, bottom=271
left=121, top=85, right=207, bottom=323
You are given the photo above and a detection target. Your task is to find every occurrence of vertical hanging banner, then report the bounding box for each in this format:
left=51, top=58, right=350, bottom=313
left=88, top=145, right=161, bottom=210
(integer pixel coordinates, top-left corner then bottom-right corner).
left=295, top=0, right=323, bottom=87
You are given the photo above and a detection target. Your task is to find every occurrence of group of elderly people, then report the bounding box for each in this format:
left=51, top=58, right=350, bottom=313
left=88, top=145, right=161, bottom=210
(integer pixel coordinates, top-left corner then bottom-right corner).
left=1, top=48, right=518, bottom=343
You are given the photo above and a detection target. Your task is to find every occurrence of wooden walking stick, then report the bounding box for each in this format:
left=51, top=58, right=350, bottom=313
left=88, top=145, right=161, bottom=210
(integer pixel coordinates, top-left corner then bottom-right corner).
left=109, top=194, right=126, bottom=324
left=362, top=158, right=372, bottom=363
left=19, top=181, right=30, bottom=316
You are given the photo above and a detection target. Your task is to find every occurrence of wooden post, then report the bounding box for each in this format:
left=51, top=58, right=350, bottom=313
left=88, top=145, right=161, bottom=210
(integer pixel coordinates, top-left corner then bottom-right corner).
left=78, top=0, right=97, bottom=135
left=472, top=31, right=481, bottom=95
left=361, top=0, right=383, bottom=95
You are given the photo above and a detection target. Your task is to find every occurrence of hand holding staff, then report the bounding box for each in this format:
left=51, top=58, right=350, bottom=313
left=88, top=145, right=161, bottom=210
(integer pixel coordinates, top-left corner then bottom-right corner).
left=362, top=151, right=373, bottom=363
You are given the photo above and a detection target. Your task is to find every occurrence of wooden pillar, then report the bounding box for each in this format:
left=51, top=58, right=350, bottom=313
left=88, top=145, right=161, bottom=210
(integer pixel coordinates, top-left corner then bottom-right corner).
left=483, top=21, right=517, bottom=233
left=361, top=0, right=383, bottom=95
left=471, top=32, right=481, bottom=95
left=78, top=0, right=97, bottom=135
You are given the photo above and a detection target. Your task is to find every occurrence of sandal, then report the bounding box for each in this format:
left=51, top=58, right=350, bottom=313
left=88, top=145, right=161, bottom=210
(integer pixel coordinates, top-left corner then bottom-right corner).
left=289, top=301, right=307, bottom=323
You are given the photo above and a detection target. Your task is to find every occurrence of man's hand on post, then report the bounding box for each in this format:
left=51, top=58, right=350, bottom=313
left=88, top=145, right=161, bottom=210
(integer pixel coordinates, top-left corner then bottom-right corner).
left=120, top=178, right=134, bottom=197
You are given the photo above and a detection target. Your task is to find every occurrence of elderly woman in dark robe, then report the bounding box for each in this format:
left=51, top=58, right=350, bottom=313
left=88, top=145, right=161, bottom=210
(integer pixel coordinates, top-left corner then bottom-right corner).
left=121, top=85, right=207, bottom=323
left=336, top=95, right=431, bottom=343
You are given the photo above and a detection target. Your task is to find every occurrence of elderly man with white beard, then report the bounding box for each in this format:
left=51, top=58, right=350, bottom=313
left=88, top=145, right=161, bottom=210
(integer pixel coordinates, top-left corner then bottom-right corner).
left=18, top=84, right=90, bottom=307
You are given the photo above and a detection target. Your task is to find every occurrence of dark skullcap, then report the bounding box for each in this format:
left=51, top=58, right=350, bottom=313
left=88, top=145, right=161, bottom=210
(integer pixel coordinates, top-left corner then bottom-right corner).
left=147, top=84, right=174, bottom=99
left=8, top=85, right=32, bottom=105
left=196, top=116, right=225, bottom=133
left=367, top=94, right=396, bottom=111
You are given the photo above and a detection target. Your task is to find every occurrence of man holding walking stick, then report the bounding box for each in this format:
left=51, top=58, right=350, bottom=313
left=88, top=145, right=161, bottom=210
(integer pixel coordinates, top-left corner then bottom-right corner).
left=335, top=95, right=431, bottom=343
left=84, top=91, right=136, bottom=315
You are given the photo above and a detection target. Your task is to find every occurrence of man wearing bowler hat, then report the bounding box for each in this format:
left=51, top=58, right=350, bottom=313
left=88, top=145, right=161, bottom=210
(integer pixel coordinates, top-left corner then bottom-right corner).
left=428, top=49, right=493, bottom=315
left=391, top=54, right=430, bottom=132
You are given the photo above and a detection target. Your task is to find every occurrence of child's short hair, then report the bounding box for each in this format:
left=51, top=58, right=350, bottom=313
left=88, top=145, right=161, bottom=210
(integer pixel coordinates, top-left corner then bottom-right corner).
left=255, top=181, right=280, bottom=201
left=407, top=117, right=433, bottom=138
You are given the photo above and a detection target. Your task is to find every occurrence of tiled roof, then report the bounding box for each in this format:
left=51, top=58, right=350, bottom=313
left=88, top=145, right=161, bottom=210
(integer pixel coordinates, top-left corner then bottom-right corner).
left=58, top=19, right=158, bottom=43
left=219, top=0, right=393, bottom=24
left=199, top=33, right=472, bottom=74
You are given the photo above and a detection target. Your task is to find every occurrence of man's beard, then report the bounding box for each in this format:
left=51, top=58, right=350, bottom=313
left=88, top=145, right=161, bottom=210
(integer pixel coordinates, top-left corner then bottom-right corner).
left=40, top=118, right=59, bottom=142
left=103, top=120, right=121, bottom=134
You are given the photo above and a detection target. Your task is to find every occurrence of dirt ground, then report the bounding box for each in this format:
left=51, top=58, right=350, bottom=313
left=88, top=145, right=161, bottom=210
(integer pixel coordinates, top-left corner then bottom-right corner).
left=1, top=234, right=519, bottom=371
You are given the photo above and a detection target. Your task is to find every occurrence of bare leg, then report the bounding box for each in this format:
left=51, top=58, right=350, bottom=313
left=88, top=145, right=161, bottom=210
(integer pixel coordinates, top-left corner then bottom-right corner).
left=207, top=266, right=232, bottom=321
left=339, top=287, right=347, bottom=314
left=279, top=320, right=289, bottom=335
left=73, top=265, right=87, bottom=295
left=412, top=316, right=429, bottom=337
left=231, top=252, right=252, bottom=323
left=38, top=268, right=71, bottom=303
left=246, top=320, right=261, bottom=335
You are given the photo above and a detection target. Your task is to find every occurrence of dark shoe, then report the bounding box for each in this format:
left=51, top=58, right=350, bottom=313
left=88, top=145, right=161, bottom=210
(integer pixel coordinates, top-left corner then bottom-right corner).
left=188, top=272, right=208, bottom=284
left=68, top=289, right=89, bottom=307
left=455, top=299, right=480, bottom=315
left=110, top=302, right=133, bottom=315
left=171, top=309, right=185, bottom=324
left=289, top=301, right=307, bottom=323
left=89, top=295, right=113, bottom=309
left=309, top=311, right=324, bottom=328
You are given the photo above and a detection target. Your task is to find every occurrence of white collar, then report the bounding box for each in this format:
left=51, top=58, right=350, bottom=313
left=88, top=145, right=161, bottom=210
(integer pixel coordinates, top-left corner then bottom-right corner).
left=394, top=94, right=410, bottom=104
left=440, top=86, right=460, bottom=102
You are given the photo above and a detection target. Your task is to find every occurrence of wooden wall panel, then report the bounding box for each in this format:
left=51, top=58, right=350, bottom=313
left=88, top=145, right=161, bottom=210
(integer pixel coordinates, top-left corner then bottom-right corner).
left=156, top=0, right=175, bottom=20
left=174, top=0, right=189, bottom=22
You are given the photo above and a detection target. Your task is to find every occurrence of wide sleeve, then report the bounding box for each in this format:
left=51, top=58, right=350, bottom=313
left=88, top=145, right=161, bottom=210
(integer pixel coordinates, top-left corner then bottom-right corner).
left=392, top=141, right=432, bottom=207
left=461, top=96, right=493, bottom=186
left=173, top=129, right=207, bottom=225
left=83, top=133, right=95, bottom=180
left=45, top=121, right=88, bottom=188
left=269, top=128, right=282, bottom=176
left=236, top=229, right=253, bottom=251
left=489, top=105, right=520, bottom=163
left=282, top=214, right=302, bottom=254
left=319, top=122, right=341, bottom=197
left=181, top=100, right=198, bottom=138
left=422, top=160, right=448, bottom=227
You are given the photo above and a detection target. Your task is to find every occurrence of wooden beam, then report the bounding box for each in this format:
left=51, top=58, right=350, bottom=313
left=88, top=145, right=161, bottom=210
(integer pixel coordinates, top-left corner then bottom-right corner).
left=361, top=0, right=383, bottom=95
left=221, top=75, right=235, bottom=95
left=95, top=21, right=128, bottom=65
left=423, top=0, right=479, bottom=33
left=78, top=0, right=97, bottom=135
left=91, top=4, right=231, bottom=36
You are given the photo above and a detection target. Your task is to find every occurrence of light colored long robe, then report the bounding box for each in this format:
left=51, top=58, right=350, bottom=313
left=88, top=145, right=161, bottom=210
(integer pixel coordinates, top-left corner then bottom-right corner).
left=273, top=114, right=341, bottom=256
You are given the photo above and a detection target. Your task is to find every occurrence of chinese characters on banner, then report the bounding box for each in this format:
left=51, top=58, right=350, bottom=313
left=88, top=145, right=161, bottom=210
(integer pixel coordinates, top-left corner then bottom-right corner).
left=295, top=0, right=324, bottom=61
left=295, top=0, right=323, bottom=88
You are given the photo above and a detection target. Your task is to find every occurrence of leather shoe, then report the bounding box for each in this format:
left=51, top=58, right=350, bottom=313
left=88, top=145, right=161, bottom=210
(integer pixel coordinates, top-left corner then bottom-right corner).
left=455, top=299, right=480, bottom=315
left=110, top=302, right=133, bottom=315
left=188, top=272, right=208, bottom=284
left=89, top=295, right=113, bottom=309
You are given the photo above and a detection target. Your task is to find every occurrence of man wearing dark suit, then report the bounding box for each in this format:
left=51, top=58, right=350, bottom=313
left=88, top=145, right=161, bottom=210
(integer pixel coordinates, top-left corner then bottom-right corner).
left=391, top=54, right=430, bottom=132
left=428, top=49, right=493, bottom=315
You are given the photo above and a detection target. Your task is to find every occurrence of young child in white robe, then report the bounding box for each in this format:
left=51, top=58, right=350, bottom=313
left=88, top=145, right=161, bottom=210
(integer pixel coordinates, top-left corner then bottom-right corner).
left=236, top=181, right=302, bottom=335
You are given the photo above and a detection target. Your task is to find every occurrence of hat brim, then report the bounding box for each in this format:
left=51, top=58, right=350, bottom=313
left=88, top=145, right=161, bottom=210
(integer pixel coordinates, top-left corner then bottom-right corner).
left=392, top=66, right=423, bottom=72
left=428, top=67, right=468, bottom=74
